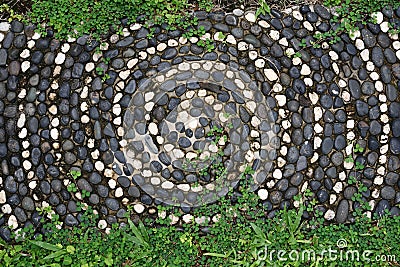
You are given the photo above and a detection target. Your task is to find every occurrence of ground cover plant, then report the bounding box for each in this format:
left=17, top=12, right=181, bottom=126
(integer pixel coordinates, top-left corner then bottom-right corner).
left=3, top=0, right=400, bottom=44
left=25, top=0, right=214, bottom=40
left=0, top=183, right=399, bottom=266
left=312, top=0, right=400, bottom=47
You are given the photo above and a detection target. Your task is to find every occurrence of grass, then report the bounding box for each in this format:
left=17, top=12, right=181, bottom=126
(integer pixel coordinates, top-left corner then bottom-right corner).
left=22, top=0, right=215, bottom=40
left=3, top=0, right=400, bottom=45
left=312, top=0, right=400, bottom=46
left=0, top=185, right=399, bottom=266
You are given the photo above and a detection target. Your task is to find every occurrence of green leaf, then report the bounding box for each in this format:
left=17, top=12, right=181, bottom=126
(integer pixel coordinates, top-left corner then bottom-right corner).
left=66, top=245, right=75, bottom=254
left=105, top=257, right=113, bottom=266
left=43, top=250, right=67, bottom=260
left=127, top=219, right=149, bottom=247
left=63, top=256, right=73, bottom=265
left=203, top=252, right=227, bottom=258
left=29, top=241, right=61, bottom=252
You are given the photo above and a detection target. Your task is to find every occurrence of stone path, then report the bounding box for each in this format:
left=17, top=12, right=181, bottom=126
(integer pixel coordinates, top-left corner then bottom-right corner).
left=1, top=4, right=400, bottom=240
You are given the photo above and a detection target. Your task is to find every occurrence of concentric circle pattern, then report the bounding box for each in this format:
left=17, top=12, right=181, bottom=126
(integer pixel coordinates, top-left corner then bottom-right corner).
left=120, top=61, right=277, bottom=207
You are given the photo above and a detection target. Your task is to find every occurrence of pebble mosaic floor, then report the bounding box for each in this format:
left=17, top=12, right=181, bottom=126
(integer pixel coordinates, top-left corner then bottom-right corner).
left=1, top=4, right=400, bottom=240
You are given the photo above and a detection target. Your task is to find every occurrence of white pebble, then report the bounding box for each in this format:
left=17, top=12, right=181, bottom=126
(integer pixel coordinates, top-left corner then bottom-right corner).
left=28, top=181, right=37, bottom=190
left=61, top=43, right=70, bottom=53
left=380, top=21, right=390, bottom=33
left=355, top=39, right=364, bottom=50
left=393, top=41, right=400, bottom=50
left=95, top=161, right=105, bottom=171
left=275, top=95, right=286, bottom=106
left=273, top=169, right=282, bottom=179
left=360, top=49, right=369, bottom=61
left=264, top=69, right=278, bottom=81
left=157, top=43, right=167, bottom=52
left=2, top=204, right=12, bottom=214
left=98, top=220, right=107, bottom=229
left=258, top=189, right=269, bottom=200
left=328, top=51, right=338, bottom=60
left=0, top=22, right=10, bottom=31
left=269, top=30, right=280, bottom=40
left=50, top=128, right=59, bottom=140
left=23, top=160, right=32, bottom=170
left=8, top=215, right=18, bottom=229
left=20, top=61, right=29, bottom=73
left=55, top=53, right=65, bottom=64
left=119, top=70, right=130, bottom=80
left=258, top=20, right=269, bottom=28
left=324, top=209, right=335, bottom=220
left=148, top=122, right=158, bottom=135
left=226, top=34, right=236, bottom=45
left=238, top=41, right=249, bottom=51
left=292, top=10, right=303, bottom=20
left=300, top=64, right=311, bottom=75
left=329, top=194, right=337, bottom=204
left=249, top=50, right=257, bottom=60
left=375, top=81, right=383, bottom=92
left=303, top=21, right=313, bottom=31
left=133, top=204, right=145, bottom=216
left=333, top=182, right=343, bottom=193
left=374, top=176, right=383, bottom=185
left=369, top=72, right=379, bottom=80
left=342, top=91, right=351, bottom=102
left=182, top=214, right=193, bottom=223
left=167, top=39, right=178, bottom=47
left=0, top=190, right=6, bottom=204
left=115, top=187, right=124, bottom=198
left=162, top=181, right=174, bottom=189
left=373, top=12, right=383, bottom=24
left=20, top=49, right=30, bottom=58
left=245, top=12, right=256, bottom=23
left=366, top=61, right=374, bottom=71
left=278, top=38, right=288, bottom=46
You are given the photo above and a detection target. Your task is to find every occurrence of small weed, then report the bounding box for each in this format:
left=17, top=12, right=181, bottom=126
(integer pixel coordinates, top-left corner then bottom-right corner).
left=67, top=183, right=77, bottom=193
left=81, top=190, right=91, bottom=198
left=146, top=27, right=155, bottom=39
left=299, top=38, right=307, bottom=48
left=102, top=57, right=111, bottom=65
left=198, top=0, right=214, bottom=12
left=102, top=73, right=110, bottom=82
left=197, top=38, right=214, bottom=52
left=0, top=4, right=23, bottom=22
left=217, top=31, right=226, bottom=40
left=355, top=161, right=365, bottom=170
left=95, top=66, right=104, bottom=76
left=76, top=202, right=85, bottom=212
left=354, top=143, right=364, bottom=153
left=256, top=0, right=271, bottom=18
left=183, top=25, right=205, bottom=39
left=293, top=51, right=302, bottom=58
left=317, top=0, right=400, bottom=45
left=69, top=170, right=81, bottom=180
left=36, top=206, right=53, bottom=216
left=345, top=155, right=354, bottom=163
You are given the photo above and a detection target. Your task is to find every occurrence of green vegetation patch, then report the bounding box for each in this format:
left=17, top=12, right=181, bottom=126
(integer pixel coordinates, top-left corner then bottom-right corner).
left=1, top=186, right=399, bottom=266
left=317, top=0, right=400, bottom=44
left=27, top=0, right=213, bottom=40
